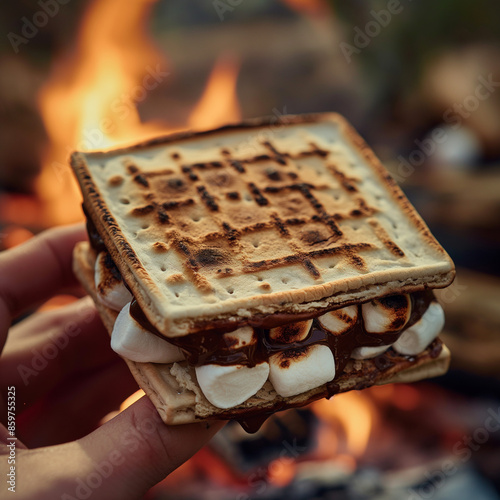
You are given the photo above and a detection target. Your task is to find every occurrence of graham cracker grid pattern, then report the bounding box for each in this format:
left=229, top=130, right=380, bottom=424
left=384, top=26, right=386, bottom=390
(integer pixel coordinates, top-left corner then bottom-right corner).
left=118, top=139, right=407, bottom=293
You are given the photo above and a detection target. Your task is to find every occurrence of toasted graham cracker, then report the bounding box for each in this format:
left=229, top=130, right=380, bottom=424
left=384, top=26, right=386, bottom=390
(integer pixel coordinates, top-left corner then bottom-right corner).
left=71, top=113, right=455, bottom=338
left=73, top=241, right=450, bottom=425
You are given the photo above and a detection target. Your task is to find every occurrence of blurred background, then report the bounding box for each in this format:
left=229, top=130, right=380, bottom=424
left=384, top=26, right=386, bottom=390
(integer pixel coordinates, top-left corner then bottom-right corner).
left=1, top=0, right=500, bottom=498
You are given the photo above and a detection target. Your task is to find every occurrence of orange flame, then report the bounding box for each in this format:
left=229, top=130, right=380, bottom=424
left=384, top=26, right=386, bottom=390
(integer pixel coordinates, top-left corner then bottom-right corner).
left=188, top=55, right=241, bottom=130
left=35, top=0, right=241, bottom=227
left=36, top=0, right=167, bottom=226
left=38, top=0, right=165, bottom=152
left=313, top=391, right=376, bottom=459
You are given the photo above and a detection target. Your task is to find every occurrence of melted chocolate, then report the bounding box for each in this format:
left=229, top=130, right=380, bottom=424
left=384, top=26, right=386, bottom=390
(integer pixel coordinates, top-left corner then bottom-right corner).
left=87, top=217, right=433, bottom=378
left=129, top=291, right=434, bottom=376
left=130, top=300, right=163, bottom=336
left=238, top=414, right=273, bottom=434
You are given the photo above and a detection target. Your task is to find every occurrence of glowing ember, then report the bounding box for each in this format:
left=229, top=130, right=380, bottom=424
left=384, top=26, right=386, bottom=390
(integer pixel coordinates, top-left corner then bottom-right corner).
left=268, top=457, right=297, bottom=487
left=279, top=0, right=331, bottom=17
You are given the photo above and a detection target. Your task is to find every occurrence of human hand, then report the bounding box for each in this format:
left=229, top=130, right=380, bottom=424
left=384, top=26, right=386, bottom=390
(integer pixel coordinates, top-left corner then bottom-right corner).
left=0, top=224, right=224, bottom=499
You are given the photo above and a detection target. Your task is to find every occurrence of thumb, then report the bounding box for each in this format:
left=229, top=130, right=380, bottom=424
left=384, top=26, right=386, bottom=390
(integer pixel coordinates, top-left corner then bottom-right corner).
left=14, top=397, right=224, bottom=499
left=77, top=396, right=225, bottom=499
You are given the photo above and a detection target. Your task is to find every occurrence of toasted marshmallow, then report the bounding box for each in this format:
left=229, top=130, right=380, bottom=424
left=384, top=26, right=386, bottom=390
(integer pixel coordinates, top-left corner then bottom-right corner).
left=269, top=344, right=335, bottom=398
left=318, top=305, right=358, bottom=335
left=111, top=303, right=184, bottom=363
left=351, top=344, right=391, bottom=360
left=223, top=326, right=256, bottom=349
left=195, top=362, right=269, bottom=409
left=393, top=302, right=445, bottom=356
left=362, top=294, right=411, bottom=334
left=95, top=252, right=132, bottom=311
left=269, top=319, right=313, bottom=343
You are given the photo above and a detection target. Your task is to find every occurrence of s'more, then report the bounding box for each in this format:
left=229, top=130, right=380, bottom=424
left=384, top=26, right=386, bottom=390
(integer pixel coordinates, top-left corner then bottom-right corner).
left=71, top=113, right=454, bottom=432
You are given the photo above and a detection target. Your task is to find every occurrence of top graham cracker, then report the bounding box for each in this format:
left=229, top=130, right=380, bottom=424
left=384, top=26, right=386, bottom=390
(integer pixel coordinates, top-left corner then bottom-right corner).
left=70, top=113, right=455, bottom=337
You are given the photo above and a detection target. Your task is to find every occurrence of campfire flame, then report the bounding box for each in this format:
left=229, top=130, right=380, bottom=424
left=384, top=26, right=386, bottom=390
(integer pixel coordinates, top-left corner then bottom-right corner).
left=313, top=391, right=377, bottom=462
left=35, top=0, right=163, bottom=226
left=33, top=0, right=241, bottom=228
left=188, top=55, right=241, bottom=131
left=38, top=0, right=164, bottom=154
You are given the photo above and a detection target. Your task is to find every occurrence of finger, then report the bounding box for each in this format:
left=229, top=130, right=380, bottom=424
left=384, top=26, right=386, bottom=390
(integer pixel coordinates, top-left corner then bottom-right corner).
left=77, top=397, right=225, bottom=499
left=0, top=297, right=119, bottom=408
left=0, top=223, right=86, bottom=337
left=15, top=398, right=225, bottom=500
left=17, top=356, right=138, bottom=446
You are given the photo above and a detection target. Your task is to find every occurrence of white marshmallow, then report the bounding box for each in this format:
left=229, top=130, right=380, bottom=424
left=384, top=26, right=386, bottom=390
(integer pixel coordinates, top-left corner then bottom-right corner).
left=95, top=252, right=132, bottom=311
left=111, top=303, right=185, bottom=363
left=318, top=305, right=358, bottom=335
left=269, top=320, right=313, bottom=343
left=223, top=326, right=255, bottom=349
left=195, top=362, right=269, bottom=409
left=393, top=302, right=445, bottom=356
left=269, top=344, right=335, bottom=398
left=362, top=294, right=411, bottom=334
left=351, top=344, right=392, bottom=360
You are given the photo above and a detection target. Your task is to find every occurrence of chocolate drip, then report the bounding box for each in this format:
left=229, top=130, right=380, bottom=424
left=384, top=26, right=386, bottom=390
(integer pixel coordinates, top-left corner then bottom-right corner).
left=238, top=412, right=279, bottom=434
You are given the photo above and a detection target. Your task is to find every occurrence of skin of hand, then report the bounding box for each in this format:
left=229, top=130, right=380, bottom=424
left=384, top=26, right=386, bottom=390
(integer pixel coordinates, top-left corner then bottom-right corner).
left=0, top=224, right=225, bottom=499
